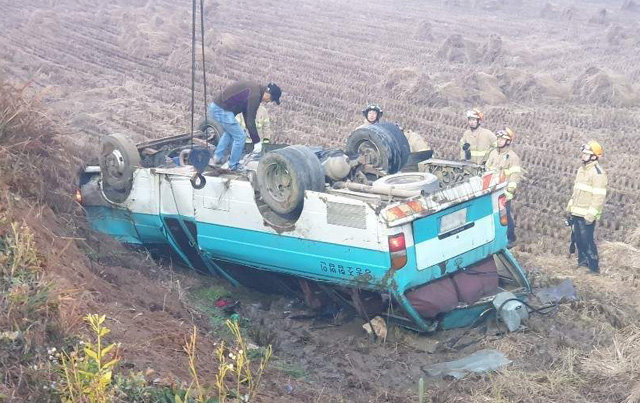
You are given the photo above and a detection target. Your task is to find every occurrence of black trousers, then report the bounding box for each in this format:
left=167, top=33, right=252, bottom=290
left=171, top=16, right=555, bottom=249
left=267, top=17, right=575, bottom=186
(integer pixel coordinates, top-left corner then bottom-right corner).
left=505, top=201, right=516, bottom=243
left=572, top=216, right=599, bottom=272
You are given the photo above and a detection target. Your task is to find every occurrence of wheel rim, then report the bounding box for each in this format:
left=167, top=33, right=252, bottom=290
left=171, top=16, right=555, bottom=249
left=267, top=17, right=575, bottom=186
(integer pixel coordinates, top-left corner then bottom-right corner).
left=383, top=173, right=426, bottom=185
left=357, top=140, right=382, bottom=167
left=104, top=148, right=126, bottom=180
left=265, top=161, right=293, bottom=203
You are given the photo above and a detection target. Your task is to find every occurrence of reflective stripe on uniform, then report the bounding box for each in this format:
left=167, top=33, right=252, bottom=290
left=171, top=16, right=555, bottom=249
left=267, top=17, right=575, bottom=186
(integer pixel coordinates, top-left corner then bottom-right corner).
left=504, top=166, right=522, bottom=175
left=574, top=183, right=606, bottom=195
left=470, top=150, right=487, bottom=157
left=569, top=206, right=601, bottom=217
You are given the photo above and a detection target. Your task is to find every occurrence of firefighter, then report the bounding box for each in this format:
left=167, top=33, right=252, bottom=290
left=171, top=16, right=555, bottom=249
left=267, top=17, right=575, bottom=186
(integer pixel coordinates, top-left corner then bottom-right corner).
left=485, top=127, right=522, bottom=248
left=566, top=141, right=608, bottom=273
left=237, top=104, right=272, bottom=145
left=459, top=109, right=496, bottom=165
left=210, top=81, right=281, bottom=171
left=362, top=104, right=383, bottom=125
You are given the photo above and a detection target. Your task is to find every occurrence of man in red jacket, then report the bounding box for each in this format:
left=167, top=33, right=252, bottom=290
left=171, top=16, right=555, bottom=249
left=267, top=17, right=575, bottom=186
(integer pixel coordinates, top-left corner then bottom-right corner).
left=210, top=81, right=281, bottom=171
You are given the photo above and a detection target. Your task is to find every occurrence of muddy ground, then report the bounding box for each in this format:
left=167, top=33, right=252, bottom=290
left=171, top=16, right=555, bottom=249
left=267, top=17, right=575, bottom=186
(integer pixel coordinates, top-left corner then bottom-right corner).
left=2, top=0, right=640, bottom=401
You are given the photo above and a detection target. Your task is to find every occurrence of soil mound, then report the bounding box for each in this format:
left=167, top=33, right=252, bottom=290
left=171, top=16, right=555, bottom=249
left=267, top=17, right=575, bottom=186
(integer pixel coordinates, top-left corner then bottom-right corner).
left=116, top=8, right=181, bottom=60
left=462, top=72, right=507, bottom=104
left=606, top=24, right=640, bottom=47
left=437, top=81, right=466, bottom=103
left=539, top=2, right=555, bottom=18
left=589, top=8, right=609, bottom=25
left=437, top=34, right=476, bottom=63
left=413, top=20, right=434, bottom=41
left=497, top=68, right=570, bottom=101
left=438, top=33, right=505, bottom=64
left=383, top=68, right=447, bottom=106
left=480, top=34, right=504, bottom=64
left=572, top=67, right=639, bottom=106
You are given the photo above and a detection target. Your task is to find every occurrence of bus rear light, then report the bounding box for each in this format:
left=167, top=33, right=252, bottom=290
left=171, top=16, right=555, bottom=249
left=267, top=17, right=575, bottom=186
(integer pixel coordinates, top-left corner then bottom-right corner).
left=384, top=200, right=425, bottom=222
left=389, top=233, right=406, bottom=252
left=498, top=194, right=508, bottom=226
left=389, top=233, right=407, bottom=270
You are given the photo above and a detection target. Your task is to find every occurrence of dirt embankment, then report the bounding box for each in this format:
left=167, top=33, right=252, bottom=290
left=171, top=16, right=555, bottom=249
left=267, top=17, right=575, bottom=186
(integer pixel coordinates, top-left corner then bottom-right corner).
left=0, top=80, right=220, bottom=400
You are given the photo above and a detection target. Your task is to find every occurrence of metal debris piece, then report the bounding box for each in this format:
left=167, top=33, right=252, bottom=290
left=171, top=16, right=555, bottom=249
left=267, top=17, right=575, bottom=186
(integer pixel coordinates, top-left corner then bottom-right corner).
left=493, top=291, right=528, bottom=332
left=533, top=278, right=578, bottom=305
left=422, top=349, right=511, bottom=379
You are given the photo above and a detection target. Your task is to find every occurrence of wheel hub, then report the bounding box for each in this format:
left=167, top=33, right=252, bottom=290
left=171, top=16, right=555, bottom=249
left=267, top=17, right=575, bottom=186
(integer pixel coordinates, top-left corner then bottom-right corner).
left=104, top=149, right=126, bottom=178
left=265, top=162, right=293, bottom=202
left=357, top=141, right=382, bottom=167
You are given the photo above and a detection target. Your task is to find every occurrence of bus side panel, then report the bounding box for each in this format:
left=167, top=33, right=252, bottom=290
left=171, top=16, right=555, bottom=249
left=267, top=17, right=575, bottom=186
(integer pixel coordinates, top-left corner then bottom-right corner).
left=193, top=177, right=390, bottom=287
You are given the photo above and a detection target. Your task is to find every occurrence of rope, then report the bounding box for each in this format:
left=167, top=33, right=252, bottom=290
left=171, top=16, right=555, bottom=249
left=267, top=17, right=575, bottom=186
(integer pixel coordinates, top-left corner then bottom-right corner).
left=190, top=0, right=196, bottom=150
left=199, top=0, right=208, bottom=123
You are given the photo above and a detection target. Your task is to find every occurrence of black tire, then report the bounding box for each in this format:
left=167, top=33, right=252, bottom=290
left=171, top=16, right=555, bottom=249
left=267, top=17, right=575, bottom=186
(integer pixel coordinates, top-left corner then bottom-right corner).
left=346, top=125, right=400, bottom=173
left=99, top=133, right=141, bottom=192
left=378, top=122, right=411, bottom=170
left=257, top=147, right=311, bottom=215
left=199, top=118, right=224, bottom=144
left=102, top=185, right=133, bottom=204
left=287, top=145, right=325, bottom=192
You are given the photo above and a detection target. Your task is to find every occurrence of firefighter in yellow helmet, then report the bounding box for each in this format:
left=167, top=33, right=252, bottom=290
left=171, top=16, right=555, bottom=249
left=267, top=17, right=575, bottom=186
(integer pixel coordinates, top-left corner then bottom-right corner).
left=566, top=141, right=608, bottom=273
left=485, top=127, right=522, bottom=248
left=459, top=109, right=496, bottom=165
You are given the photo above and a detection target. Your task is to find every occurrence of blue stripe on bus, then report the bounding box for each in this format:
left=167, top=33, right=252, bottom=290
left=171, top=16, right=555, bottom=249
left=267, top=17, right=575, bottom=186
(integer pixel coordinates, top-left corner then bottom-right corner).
left=196, top=221, right=390, bottom=284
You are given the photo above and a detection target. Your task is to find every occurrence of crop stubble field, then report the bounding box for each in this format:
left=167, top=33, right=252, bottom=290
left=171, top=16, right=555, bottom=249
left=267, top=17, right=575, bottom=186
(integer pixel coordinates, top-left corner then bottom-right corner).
left=1, top=0, right=639, bottom=251
left=2, top=1, right=640, bottom=401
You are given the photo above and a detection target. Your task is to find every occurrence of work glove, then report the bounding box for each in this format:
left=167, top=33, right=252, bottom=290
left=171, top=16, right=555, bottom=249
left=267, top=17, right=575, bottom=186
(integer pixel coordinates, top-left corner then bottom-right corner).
left=505, top=189, right=514, bottom=201
left=564, top=214, right=574, bottom=227
left=462, top=143, right=471, bottom=161
left=251, top=141, right=263, bottom=154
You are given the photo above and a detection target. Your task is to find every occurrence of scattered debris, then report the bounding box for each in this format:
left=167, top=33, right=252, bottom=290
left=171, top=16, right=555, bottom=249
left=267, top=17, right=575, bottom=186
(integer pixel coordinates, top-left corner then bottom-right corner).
left=403, top=336, right=440, bottom=354
left=215, top=297, right=238, bottom=309
left=422, top=349, right=511, bottom=379
left=362, top=316, right=388, bottom=341
left=493, top=292, right=528, bottom=332
left=0, top=331, right=21, bottom=342
left=533, top=278, right=578, bottom=305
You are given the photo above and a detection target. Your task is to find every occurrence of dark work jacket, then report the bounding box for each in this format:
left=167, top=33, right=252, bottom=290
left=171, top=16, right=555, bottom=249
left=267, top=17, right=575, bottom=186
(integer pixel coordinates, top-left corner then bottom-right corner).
left=213, top=81, right=265, bottom=143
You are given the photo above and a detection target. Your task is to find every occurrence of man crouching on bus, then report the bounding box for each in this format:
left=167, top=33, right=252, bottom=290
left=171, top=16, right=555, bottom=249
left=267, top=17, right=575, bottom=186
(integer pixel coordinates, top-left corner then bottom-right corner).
left=209, top=81, right=281, bottom=172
